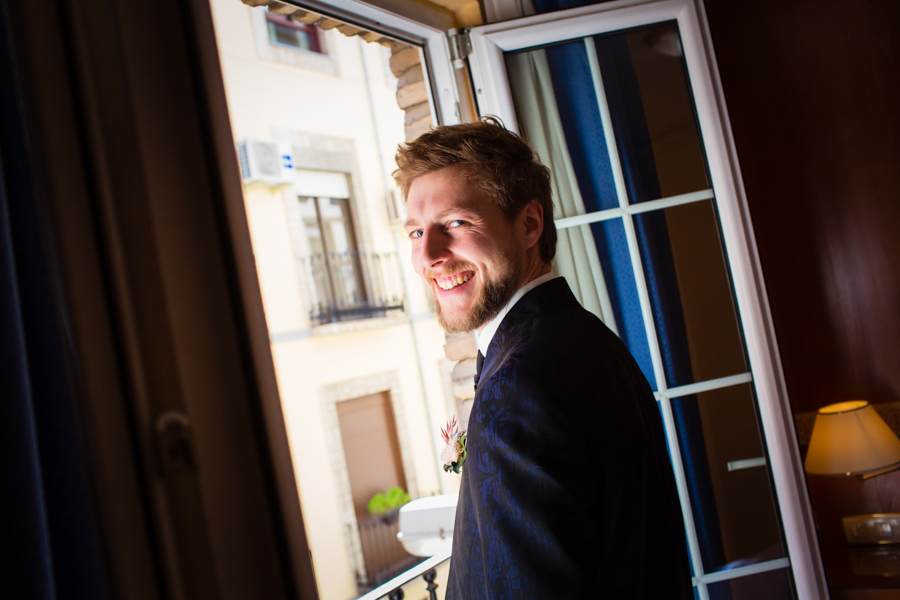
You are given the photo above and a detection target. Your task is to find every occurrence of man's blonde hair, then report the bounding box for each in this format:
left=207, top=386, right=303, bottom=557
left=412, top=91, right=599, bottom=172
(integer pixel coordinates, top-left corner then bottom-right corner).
left=393, top=117, right=556, bottom=263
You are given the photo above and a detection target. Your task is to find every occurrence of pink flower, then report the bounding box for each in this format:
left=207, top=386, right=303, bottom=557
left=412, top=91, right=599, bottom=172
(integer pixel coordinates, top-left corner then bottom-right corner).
left=440, top=415, right=458, bottom=445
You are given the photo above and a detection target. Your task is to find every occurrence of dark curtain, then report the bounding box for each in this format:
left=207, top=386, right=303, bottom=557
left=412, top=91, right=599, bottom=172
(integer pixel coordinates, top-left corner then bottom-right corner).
left=0, top=3, right=107, bottom=598
left=531, top=0, right=728, bottom=575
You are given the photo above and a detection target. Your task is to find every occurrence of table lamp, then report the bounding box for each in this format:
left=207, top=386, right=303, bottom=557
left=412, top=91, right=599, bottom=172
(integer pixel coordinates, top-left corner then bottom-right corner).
left=805, top=400, right=900, bottom=479
left=805, top=400, right=900, bottom=546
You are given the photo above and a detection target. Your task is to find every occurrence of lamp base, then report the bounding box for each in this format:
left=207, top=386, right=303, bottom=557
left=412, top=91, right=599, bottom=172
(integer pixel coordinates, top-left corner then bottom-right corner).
left=843, top=513, right=900, bottom=545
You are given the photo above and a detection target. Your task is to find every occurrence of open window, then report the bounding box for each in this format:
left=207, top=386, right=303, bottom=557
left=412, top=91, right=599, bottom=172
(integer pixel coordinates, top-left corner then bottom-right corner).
left=12, top=0, right=831, bottom=595
left=205, top=0, right=831, bottom=595
left=465, top=1, right=823, bottom=598
left=208, top=0, right=825, bottom=597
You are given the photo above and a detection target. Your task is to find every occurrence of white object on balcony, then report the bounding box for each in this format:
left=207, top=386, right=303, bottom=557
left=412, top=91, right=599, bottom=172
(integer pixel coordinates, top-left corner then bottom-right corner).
left=397, top=493, right=458, bottom=557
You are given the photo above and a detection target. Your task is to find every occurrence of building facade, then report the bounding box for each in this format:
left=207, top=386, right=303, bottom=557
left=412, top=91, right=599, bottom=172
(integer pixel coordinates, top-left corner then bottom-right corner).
left=209, top=2, right=461, bottom=597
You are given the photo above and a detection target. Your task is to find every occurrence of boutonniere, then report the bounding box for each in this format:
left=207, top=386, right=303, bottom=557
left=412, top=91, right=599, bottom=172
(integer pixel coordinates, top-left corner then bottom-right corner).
left=440, top=415, right=467, bottom=474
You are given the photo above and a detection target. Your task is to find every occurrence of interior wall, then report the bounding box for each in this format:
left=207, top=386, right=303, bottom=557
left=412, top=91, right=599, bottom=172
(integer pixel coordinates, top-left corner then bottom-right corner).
left=704, top=0, right=900, bottom=591
left=704, top=0, right=900, bottom=417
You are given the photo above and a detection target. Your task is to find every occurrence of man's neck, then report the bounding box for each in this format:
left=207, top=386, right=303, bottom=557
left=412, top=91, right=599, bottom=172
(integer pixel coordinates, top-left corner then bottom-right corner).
left=474, top=270, right=558, bottom=357
left=476, top=264, right=551, bottom=335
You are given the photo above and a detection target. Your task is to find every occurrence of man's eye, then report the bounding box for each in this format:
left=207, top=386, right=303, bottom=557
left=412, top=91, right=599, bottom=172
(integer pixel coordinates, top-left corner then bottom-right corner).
left=448, top=220, right=466, bottom=229
left=409, top=230, right=423, bottom=239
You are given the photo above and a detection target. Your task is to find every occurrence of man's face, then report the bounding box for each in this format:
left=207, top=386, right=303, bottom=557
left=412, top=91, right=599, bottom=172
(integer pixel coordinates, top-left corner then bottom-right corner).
left=404, top=166, right=526, bottom=333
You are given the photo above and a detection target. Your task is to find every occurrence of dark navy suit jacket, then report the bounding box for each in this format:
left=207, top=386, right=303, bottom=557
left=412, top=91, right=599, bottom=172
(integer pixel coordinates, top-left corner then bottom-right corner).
left=446, top=278, right=692, bottom=599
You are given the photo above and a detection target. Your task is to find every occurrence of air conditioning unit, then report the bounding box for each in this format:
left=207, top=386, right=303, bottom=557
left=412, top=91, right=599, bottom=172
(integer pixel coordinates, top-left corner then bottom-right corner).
left=385, top=188, right=407, bottom=225
left=237, top=139, right=294, bottom=186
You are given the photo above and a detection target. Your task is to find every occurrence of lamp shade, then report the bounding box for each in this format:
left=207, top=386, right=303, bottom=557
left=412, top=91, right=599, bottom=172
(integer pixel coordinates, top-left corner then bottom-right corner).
left=805, top=400, right=900, bottom=476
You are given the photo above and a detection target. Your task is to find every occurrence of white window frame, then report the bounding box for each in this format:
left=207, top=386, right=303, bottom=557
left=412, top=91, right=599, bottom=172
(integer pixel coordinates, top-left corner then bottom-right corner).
left=466, top=1, right=826, bottom=598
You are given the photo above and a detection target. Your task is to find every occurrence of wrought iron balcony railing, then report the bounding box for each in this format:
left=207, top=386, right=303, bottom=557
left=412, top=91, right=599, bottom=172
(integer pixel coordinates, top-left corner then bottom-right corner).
left=354, top=510, right=426, bottom=591
left=299, top=251, right=406, bottom=326
left=355, top=548, right=450, bottom=600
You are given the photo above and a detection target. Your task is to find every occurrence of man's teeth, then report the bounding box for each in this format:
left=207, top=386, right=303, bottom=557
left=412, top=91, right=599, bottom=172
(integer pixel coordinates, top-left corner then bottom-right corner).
left=437, top=273, right=473, bottom=290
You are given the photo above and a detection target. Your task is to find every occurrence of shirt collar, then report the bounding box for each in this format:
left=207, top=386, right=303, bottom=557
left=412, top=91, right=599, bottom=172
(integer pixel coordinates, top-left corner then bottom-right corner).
left=475, top=272, right=559, bottom=357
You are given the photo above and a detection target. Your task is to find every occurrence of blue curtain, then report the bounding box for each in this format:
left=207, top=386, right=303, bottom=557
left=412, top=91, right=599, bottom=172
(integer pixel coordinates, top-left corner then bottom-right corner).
left=0, top=3, right=107, bottom=597
left=530, top=0, right=728, bottom=575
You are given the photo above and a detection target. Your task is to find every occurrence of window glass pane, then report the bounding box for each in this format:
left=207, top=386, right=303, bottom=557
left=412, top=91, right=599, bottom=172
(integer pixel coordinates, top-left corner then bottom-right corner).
left=266, top=17, right=316, bottom=52
left=634, top=199, right=747, bottom=388
left=318, top=197, right=357, bottom=254
left=672, top=384, right=785, bottom=573
left=506, top=41, right=621, bottom=213
left=298, top=196, right=323, bottom=254
left=593, top=23, right=709, bottom=204
left=707, top=567, right=795, bottom=600
left=273, top=23, right=304, bottom=49
left=552, top=218, right=658, bottom=388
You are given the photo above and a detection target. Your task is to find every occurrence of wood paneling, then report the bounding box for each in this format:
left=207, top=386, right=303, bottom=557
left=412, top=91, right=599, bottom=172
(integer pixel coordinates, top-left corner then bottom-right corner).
left=705, top=0, right=900, bottom=416
left=705, top=0, right=900, bottom=592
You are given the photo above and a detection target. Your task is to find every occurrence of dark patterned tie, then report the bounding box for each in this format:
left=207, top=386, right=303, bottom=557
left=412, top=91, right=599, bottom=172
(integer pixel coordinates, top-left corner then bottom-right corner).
left=474, top=350, right=485, bottom=390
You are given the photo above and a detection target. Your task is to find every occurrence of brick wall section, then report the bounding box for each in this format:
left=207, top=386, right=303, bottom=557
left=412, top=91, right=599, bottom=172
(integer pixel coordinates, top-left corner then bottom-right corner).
left=388, top=48, right=432, bottom=140
left=240, top=0, right=477, bottom=426
left=444, top=332, right=476, bottom=426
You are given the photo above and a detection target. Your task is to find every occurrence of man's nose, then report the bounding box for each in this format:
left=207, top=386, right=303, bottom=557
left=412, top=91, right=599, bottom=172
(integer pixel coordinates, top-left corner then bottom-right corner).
left=421, top=229, right=451, bottom=267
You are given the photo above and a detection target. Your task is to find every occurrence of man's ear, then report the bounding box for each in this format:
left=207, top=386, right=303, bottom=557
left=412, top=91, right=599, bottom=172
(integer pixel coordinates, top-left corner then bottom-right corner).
left=520, top=200, right=544, bottom=250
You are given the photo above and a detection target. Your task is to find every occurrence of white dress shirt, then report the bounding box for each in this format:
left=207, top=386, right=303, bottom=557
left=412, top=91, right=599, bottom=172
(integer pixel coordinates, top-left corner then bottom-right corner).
left=475, top=271, right=559, bottom=357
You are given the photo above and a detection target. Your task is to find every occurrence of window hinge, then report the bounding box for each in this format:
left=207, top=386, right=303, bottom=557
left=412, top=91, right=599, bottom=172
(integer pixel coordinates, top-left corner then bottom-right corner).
left=447, top=28, right=471, bottom=69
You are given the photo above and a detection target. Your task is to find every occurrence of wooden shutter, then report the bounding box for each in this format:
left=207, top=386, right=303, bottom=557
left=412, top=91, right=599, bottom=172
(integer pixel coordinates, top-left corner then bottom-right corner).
left=336, top=392, right=407, bottom=519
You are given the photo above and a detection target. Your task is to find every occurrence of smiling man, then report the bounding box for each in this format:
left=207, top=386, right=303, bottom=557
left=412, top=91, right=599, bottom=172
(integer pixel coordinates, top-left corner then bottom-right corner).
left=395, top=119, right=691, bottom=600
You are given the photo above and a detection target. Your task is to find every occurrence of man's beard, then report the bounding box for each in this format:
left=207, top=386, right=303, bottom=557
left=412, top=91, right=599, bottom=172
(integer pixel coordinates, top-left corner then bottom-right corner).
left=431, top=257, right=521, bottom=334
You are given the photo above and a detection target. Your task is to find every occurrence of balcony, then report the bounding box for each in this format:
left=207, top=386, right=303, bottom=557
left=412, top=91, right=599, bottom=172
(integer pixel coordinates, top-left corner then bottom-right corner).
left=353, top=495, right=455, bottom=599
left=299, top=251, right=406, bottom=326
left=355, top=510, right=426, bottom=591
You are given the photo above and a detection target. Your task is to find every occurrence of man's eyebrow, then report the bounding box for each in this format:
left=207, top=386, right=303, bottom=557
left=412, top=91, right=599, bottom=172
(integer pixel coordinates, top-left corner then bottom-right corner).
left=404, top=207, right=480, bottom=229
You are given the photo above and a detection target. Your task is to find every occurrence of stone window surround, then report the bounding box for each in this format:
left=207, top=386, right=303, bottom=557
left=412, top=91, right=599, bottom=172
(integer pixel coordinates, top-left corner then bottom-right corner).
left=319, top=370, right=419, bottom=585
left=273, top=128, right=416, bottom=338
left=274, top=128, right=374, bottom=252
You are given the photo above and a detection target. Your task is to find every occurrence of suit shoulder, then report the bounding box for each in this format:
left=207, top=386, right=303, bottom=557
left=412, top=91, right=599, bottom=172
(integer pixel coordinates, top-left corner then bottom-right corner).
left=519, top=300, right=627, bottom=369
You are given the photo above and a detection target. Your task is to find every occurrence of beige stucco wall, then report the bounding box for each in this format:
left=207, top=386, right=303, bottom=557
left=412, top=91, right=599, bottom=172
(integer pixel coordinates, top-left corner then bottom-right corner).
left=209, top=1, right=461, bottom=598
